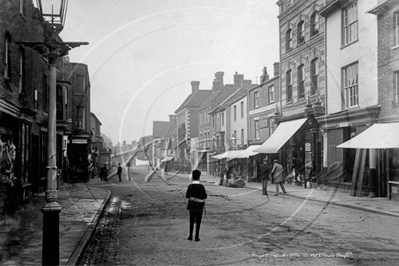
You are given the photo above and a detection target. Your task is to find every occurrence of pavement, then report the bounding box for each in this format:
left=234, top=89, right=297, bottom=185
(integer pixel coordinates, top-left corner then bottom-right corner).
left=196, top=173, right=399, bottom=218
left=1, top=168, right=399, bottom=266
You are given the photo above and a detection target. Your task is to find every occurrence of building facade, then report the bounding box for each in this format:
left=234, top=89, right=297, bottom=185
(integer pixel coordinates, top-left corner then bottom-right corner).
left=319, top=0, right=379, bottom=194
left=274, top=0, right=326, bottom=184
left=0, top=0, right=65, bottom=206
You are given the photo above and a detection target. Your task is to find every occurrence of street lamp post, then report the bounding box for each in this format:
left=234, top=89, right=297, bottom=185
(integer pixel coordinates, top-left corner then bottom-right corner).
left=18, top=1, right=88, bottom=265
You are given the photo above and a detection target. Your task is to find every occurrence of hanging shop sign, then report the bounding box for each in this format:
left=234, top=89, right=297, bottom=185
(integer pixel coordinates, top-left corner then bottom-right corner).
left=72, top=139, right=87, bottom=144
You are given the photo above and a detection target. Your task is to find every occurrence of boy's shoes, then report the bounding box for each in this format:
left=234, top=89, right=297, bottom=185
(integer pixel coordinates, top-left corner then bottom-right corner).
left=274, top=193, right=279, bottom=196
left=187, top=236, right=193, bottom=241
left=195, top=238, right=200, bottom=242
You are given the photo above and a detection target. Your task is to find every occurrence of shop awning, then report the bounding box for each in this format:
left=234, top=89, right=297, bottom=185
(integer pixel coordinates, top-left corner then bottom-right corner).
left=254, top=118, right=308, bottom=154
left=337, top=123, right=399, bottom=149
left=161, top=156, right=174, bottom=162
left=212, top=150, right=243, bottom=159
left=235, top=145, right=261, bottom=158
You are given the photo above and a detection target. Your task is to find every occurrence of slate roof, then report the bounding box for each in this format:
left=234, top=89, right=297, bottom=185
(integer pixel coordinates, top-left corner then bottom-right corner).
left=153, top=121, right=171, bottom=139
left=174, top=90, right=213, bottom=114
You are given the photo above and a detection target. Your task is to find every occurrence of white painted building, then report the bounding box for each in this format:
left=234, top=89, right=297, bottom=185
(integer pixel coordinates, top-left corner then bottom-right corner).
left=319, top=0, right=380, bottom=194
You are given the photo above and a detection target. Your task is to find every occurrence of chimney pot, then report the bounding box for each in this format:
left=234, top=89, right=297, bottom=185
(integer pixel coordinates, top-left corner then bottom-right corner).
left=191, top=81, right=200, bottom=93
left=234, top=72, right=244, bottom=88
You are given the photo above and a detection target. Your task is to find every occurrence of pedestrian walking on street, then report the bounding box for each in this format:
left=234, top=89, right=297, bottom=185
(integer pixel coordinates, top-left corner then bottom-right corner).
left=101, top=164, right=108, bottom=182
left=186, top=169, right=207, bottom=242
left=117, top=163, right=122, bottom=182
left=271, top=159, right=287, bottom=196
left=259, top=157, right=272, bottom=195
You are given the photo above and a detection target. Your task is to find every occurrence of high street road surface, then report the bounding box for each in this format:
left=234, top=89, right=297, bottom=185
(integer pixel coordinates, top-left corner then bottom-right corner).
left=78, top=165, right=399, bottom=266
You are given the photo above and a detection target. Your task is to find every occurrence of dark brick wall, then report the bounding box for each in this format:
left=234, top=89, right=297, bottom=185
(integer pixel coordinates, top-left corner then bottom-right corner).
left=377, top=5, right=399, bottom=121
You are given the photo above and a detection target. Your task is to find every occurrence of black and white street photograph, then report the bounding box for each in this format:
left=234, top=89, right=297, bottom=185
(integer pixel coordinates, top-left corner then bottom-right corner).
left=1, top=0, right=399, bottom=265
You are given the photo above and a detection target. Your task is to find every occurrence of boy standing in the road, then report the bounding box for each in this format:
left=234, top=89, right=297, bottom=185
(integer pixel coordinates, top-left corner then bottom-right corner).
left=186, top=169, right=207, bottom=242
left=259, top=157, right=271, bottom=195
left=271, top=160, right=287, bottom=196
left=117, top=163, right=122, bottom=182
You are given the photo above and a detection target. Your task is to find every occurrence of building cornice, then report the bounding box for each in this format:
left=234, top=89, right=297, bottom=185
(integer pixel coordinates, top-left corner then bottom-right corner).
left=367, top=0, right=397, bottom=15
left=317, top=105, right=381, bottom=128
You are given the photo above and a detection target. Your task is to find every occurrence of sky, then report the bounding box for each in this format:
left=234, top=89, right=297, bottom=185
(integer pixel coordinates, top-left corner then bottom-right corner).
left=59, top=0, right=280, bottom=145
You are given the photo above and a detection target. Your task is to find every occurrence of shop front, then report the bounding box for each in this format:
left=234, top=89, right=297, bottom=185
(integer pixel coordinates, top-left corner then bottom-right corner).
left=255, top=117, right=311, bottom=184
left=337, top=122, right=399, bottom=200
left=67, top=131, right=91, bottom=183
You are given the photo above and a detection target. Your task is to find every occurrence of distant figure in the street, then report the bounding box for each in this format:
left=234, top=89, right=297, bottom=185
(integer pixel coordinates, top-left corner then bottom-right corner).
left=101, top=164, right=108, bottom=182
left=271, top=160, right=287, bottom=196
left=218, top=163, right=226, bottom=185
left=259, top=157, right=272, bottom=196
left=117, top=163, right=122, bottom=182
left=186, top=169, right=207, bottom=242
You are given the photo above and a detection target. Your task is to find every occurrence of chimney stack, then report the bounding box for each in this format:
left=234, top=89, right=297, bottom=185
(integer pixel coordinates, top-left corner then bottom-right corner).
left=260, top=67, right=269, bottom=83
left=212, top=72, right=224, bottom=92
left=169, top=114, right=176, bottom=122
left=273, top=62, right=280, bottom=77
left=191, top=81, right=200, bottom=93
left=241, top=80, right=252, bottom=90
left=234, top=72, right=244, bottom=88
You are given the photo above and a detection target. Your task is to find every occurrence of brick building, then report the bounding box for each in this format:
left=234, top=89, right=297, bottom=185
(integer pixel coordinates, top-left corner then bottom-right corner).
left=174, top=81, right=212, bottom=168
left=256, top=0, right=327, bottom=185
left=0, top=0, right=64, bottom=205
left=59, top=61, right=92, bottom=182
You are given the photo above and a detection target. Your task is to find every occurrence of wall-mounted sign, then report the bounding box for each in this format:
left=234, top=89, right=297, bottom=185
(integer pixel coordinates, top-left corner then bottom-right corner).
left=72, top=139, right=87, bottom=144
left=305, top=142, right=311, bottom=152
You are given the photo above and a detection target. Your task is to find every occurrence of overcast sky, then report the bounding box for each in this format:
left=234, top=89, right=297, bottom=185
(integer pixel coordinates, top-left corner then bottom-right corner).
left=60, top=0, right=280, bottom=145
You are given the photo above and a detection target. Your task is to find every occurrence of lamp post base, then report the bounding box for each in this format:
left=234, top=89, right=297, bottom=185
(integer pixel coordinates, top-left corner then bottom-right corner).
left=41, top=194, right=62, bottom=266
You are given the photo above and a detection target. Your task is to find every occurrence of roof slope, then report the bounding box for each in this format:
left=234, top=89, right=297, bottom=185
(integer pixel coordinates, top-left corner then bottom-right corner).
left=153, top=121, right=171, bottom=139
left=175, top=90, right=212, bottom=113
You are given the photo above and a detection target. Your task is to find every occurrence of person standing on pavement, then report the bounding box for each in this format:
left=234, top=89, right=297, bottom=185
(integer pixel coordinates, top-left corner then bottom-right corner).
left=259, top=157, right=272, bottom=195
left=101, top=164, right=108, bottom=182
left=186, top=169, right=207, bottom=242
left=117, top=163, right=122, bottom=182
left=271, top=159, right=287, bottom=196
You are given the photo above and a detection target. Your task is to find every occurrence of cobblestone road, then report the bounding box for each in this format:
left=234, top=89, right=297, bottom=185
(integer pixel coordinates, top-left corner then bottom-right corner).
left=78, top=166, right=399, bottom=266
